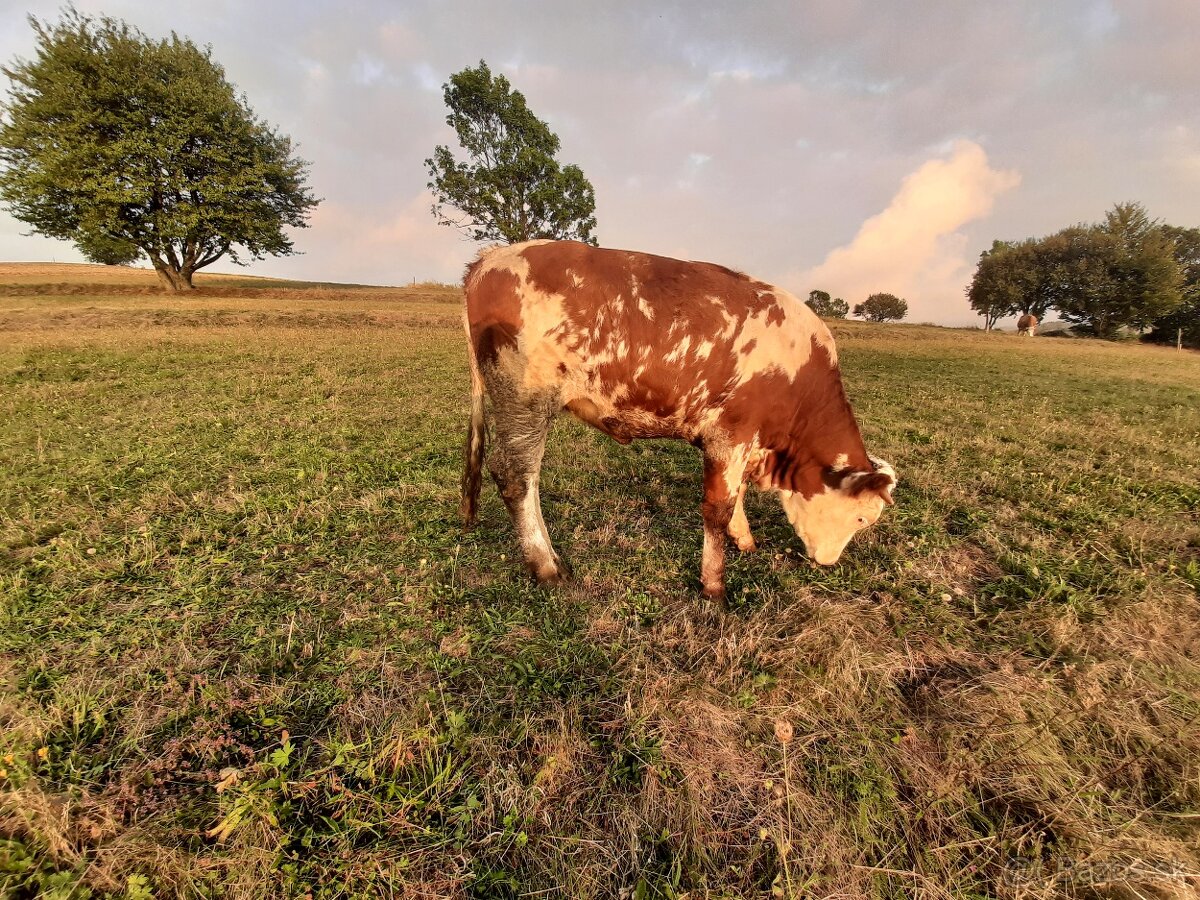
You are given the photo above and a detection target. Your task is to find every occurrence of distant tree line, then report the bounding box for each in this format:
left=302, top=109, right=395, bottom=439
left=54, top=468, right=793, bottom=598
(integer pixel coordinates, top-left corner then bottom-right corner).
left=806, top=289, right=908, bottom=323
left=967, top=202, right=1198, bottom=345
left=806, top=290, right=848, bottom=318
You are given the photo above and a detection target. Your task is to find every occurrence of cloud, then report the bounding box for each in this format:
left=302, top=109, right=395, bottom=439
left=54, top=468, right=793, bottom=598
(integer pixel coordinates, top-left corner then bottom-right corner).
left=796, top=141, right=1020, bottom=323
left=303, top=190, right=469, bottom=285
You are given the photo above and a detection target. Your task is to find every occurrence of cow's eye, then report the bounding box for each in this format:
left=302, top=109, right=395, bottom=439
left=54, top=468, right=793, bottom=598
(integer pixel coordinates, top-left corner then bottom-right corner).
left=855, top=516, right=868, bottom=527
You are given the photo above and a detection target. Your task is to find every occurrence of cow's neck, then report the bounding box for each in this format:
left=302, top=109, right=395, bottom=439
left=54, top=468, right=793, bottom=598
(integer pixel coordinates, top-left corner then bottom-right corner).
left=783, top=365, right=873, bottom=497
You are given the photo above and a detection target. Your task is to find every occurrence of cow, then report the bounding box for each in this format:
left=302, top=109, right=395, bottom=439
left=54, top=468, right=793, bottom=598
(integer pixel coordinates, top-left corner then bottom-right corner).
left=1017, top=313, right=1038, bottom=336
left=459, top=240, right=896, bottom=604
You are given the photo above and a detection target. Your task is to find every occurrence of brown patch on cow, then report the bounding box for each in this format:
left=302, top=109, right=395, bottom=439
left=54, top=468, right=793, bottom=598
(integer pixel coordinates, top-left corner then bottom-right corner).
left=739, top=338, right=757, bottom=356
left=464, top=264, right=523, bottom=366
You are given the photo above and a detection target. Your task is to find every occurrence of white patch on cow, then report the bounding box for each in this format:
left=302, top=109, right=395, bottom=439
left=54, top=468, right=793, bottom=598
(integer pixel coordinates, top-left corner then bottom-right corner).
left=726, top=287, right=840, bottom=387
left=666, top=335, right=692, bottom=362
left=569, top=270, right=585, bottom=288
left=831, top=453, right=851, bottom=472
left=720, top=309, right=738, bottom=339
left=469, top=242, right=577, bottom=394
left=514, top=474, right=561, bottom=579
left=869, top=455, right=897, bottom=482
left=638, top=296, right=655, bottom=319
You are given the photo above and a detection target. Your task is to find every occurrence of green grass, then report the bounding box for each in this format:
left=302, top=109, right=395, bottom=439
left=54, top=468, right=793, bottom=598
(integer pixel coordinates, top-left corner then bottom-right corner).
left=1, top=286, right=1198, bottom=898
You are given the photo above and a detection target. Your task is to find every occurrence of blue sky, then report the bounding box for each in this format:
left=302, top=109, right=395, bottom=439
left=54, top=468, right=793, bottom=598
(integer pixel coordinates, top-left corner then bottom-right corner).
left=1, top=0, right=1197, bottom=323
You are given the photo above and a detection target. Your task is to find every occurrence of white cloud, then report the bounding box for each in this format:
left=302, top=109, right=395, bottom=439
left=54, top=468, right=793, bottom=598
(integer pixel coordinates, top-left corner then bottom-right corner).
left=796, top=141, right=1020, bottom=324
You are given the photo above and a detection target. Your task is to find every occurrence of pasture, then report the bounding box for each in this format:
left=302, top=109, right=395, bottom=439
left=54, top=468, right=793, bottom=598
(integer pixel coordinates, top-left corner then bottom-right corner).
left=1, top=271, right=1198, bottom=899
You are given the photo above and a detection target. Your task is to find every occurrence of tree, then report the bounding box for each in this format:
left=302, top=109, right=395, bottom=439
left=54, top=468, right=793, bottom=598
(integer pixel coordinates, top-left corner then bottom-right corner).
left=853, top=292, right=908, bottom=322
left=1049, top=204, right=1182, bottom=338
left=967, top=239, right=1054, bottom=330
left=806, top=289, right=849, bottom=318
left=967, top=240, right=1021, bottom=330
left=426, top=61, right=596, bottom=245
left=0, top=11, right=318, bottom=292
left=1147, top=225, right=1200, bottom=348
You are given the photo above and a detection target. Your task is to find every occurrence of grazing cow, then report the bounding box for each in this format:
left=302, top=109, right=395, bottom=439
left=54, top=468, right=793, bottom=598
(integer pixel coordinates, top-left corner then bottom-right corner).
left=1017, top=313, right=1038, bottom=336
left=460, top=240, right=896, bottom=603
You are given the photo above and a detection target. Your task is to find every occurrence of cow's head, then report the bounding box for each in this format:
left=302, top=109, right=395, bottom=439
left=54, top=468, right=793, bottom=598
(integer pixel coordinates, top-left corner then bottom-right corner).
left=768, top=456, right=897, bottom=565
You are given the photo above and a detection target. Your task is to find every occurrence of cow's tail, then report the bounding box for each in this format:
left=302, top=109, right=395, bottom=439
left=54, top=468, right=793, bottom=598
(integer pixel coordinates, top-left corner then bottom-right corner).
left=460, top=303, right=486, bottom=526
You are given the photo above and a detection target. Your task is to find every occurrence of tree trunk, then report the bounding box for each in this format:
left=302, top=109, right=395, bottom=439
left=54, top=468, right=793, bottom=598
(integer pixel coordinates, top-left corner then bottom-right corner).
left=152, top=262, right=196, bottom=293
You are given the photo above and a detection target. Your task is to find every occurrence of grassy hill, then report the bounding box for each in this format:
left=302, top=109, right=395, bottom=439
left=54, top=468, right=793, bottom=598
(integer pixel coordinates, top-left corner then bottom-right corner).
left=0, top=262, right=388, bottom=291
left=1, top=271, right=1198, bottom=898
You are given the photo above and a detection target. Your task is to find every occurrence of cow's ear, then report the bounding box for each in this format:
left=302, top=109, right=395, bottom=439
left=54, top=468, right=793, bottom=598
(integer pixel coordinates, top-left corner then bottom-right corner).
left=850, top=471, right=895, bottom=504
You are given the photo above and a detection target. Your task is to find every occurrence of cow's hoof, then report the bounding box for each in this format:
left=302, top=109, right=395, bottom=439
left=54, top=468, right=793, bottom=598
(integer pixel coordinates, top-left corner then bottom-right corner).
left=734, top=535, right=757, bottom=553
left=702, top=584, right=728, bottom=610
left=534, top=564, right=567, bottom=587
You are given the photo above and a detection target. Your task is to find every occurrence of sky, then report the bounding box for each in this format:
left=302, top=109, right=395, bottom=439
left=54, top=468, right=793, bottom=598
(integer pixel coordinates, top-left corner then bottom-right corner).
left=0, top=1, right=1197, bottom=325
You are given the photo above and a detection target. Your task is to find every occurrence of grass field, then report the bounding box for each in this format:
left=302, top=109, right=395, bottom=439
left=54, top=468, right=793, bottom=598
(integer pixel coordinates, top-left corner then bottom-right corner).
left=1, top=267, right=1198, bottom=899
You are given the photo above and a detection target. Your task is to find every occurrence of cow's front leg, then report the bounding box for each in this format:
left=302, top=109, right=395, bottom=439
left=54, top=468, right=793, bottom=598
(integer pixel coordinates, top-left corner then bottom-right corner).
left=726, top=482, right=756, bottom=552
left=701, top=454, right=745, bottom=605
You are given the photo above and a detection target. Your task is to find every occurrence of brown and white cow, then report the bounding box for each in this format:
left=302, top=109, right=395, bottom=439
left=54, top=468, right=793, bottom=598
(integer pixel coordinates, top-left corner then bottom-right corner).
left=460, top=240, right=896, bottom=603
left=1017, top=313, right=1038, bottom=336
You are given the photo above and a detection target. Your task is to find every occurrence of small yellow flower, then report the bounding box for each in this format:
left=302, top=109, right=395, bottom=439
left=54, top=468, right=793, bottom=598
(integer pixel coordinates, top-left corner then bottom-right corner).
left=36, top=746, right=49, bottom=760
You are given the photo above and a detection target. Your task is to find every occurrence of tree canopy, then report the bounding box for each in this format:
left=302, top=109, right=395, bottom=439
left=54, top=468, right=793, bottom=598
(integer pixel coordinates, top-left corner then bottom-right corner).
left=806, top=289, right=849, bottom=319
left=967, top=203, right=1186, bottom=339
left=853, top=292, right=908, bottom=322
left=425, top=61, right=597, bottom=245
left=0, top=11, right=319, bottom=292
left=1048, top=204, right=1182, bottom=337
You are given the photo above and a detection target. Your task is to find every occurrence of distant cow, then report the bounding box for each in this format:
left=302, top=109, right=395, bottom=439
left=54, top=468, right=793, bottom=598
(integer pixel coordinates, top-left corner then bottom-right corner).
left=460, top=240, right=896, bottom=603
left=1017, top=313, right=1038, bottom=336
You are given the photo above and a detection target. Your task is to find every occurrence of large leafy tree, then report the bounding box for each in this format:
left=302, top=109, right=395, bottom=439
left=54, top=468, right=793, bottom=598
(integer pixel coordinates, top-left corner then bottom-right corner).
left=1050, top=204, right=1182, bottom=338
left=426, top=61, right=596, bottom=245
left=806, top=289, right=849, bottom=319
left=853, top=292, right=908, bottom=322
left=0, top=11, right=319, bottom=292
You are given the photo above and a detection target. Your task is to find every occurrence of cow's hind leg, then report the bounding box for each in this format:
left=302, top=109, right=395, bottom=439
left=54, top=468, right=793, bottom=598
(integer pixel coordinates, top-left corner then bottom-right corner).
left=701, top=451, right=748, bottom=606
left=726, top=482, right=756, bottom=552
left=488, top=393, right=565, bottom=585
